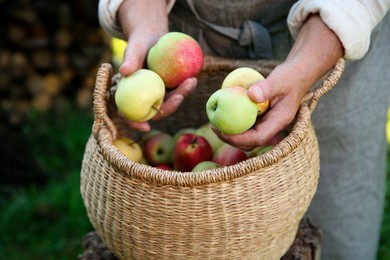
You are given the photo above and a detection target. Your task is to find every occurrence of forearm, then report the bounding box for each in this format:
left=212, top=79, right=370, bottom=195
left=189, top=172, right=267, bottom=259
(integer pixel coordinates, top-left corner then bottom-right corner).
left=285, top=14, right=343, bottom=89
left=98, top=0, right=175, bottom=39
left=118, top=0, right=169, bottom=41
left=288, top=0, right=390, bottom=60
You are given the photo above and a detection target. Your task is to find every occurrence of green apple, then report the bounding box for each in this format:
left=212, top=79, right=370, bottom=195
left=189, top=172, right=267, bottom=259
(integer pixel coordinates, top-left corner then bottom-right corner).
left=206, top=86, right=258, bottom=135
left=113, top=137, right=143, bottom=163
left=246, top=145, right=274, bottom=157
left=147, top=32, right=204, bottom=88
left=255, top=145, right=274, bottom=156
left=115, top=69, right=165, bottom=122
left=222, top=67, right=269, bottom=115
left=192, top=161, right=221, bottom=172
left=195, top=122, right=225, bottom=154
left=140, top=129, right=163, bottom=144
left=173, top=127, right=196, bottom=143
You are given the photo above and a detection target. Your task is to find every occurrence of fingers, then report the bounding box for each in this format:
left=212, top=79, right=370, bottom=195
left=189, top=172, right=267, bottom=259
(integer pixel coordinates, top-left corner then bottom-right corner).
left=213, top=66, right=303, bottom=151
left=153, top=77, right=197, bottom=120
left=117, top=78, right=197, bottom=129
left=214, top=99, right=297, bottom=151
left=247, top=79, right=275, bottom=104
left=119, top=35, right=151, bottom=76
left=118, top=112, right=151, bottom=132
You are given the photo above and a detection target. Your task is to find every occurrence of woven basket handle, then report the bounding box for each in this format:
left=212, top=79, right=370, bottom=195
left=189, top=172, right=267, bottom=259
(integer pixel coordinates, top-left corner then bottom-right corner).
left=302, top=58, right=345, bottom=113
left=92, top=63, right=117, bottom=140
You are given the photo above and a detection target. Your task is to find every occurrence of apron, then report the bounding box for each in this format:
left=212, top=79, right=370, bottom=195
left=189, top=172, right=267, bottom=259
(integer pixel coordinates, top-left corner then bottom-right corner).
left=169, top=1, right=390, bottom=259
left=169, top=0, right=297, bottom=60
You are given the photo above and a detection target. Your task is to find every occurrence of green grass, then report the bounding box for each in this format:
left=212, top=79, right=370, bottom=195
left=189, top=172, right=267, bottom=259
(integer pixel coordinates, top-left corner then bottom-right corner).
left=0, top=104, right=94, bottom=259
left=0, top=104, right=389, bottom=259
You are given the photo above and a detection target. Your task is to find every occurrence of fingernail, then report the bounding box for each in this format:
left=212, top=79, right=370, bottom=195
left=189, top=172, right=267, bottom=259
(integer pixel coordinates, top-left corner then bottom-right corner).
left=251, top=86, right=264, bottom=102
left=138, top=124, right=150, bottom=132
left=173, top=95, right=184, bottom=107
left=185, top=83, right=193, bottom=92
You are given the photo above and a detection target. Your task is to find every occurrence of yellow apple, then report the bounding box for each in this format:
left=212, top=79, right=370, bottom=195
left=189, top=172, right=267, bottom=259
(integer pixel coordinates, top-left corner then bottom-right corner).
left=221, top=67, right=269, bottom=115
left=113, top=137, right=143, bottom=163
left=115, top=69, right=165, bottom=122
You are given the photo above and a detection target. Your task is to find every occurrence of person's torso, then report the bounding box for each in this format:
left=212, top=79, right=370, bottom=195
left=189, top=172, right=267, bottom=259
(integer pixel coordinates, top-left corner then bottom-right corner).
left=170, top=0, right=297, bottom=60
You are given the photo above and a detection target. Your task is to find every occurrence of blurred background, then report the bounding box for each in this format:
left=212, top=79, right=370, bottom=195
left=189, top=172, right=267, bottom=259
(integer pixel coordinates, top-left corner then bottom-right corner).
left=0, top=0, right=389, bottom=259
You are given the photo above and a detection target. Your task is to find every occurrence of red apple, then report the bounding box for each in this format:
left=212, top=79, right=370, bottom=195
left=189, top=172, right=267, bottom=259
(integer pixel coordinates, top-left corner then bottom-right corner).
left=173, top=133, right=212, bottom=172
left=213, top=143, right=248, bottom=166
left=156, top=164, right=173, bottom=170
left=143, top=132, right=175, bottom=166
left=147, top=32, right=204, bottom=88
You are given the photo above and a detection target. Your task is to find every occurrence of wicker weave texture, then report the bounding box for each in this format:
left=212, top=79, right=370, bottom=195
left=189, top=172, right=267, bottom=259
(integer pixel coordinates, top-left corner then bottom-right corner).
left=80, top=56, right=345, bottom=259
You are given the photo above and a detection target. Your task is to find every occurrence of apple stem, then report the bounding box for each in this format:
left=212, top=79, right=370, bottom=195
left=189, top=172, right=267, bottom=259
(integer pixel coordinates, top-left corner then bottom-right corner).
left=152, top=106, right=162, bottom=115
left=191, top=137, right=199, bottom=146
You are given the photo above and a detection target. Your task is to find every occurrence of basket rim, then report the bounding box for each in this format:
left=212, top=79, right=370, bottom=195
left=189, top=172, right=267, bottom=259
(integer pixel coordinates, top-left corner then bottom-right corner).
left=94, top=101, right=312, bottom=187
left=90, top=56, right=344, bottom=187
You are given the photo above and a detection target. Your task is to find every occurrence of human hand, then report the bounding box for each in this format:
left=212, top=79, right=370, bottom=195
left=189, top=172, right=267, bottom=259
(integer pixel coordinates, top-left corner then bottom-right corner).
left=212, top=14, right=344, bottom=151
left=118, top=77, right=197, bottom=132
left=212, top=61, right=311, bottom=151
left=117, top=0, right=169, bottom=76
left=116, top=0, right=198, bottom=131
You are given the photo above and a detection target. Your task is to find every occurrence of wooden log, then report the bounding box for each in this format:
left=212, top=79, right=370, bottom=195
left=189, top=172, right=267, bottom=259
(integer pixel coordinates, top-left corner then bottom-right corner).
left=78, top=218, right=322, bottom=260
left=1, top=0, right=112, bottom=125
left=281, top=218, right=322, bottom=260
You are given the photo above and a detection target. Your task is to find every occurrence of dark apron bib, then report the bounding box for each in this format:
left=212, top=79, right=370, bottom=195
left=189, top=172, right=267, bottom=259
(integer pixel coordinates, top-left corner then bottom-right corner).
left=169, top=0, right=297, bottom=60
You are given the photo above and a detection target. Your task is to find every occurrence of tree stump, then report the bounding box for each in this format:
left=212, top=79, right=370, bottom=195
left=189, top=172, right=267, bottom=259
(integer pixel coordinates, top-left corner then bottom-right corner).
left=78, top=218, right=322, bottom=260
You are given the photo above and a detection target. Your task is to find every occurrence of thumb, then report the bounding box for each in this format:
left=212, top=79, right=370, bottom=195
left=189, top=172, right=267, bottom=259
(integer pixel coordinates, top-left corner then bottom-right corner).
left=119, top=42, right=146, bottom=76
left=247, top=79, right=275, bottom=104
left=119, top=31, right=156, bottom=75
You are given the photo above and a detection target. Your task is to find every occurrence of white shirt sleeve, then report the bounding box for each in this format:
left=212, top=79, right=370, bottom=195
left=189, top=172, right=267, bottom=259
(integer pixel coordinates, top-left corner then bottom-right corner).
left=287, top=0, right=390, bottom=60
left=98, top=0, right=176, bottom=40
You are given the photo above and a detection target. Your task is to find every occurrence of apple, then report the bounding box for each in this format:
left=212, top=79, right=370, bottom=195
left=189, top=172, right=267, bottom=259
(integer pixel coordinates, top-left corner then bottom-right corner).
left=112, top=137, right=143, bottom=163
left=213, top=143, right=248, bottom=166
left=221, top=67, right=269, bottom=115
left=156, top=164, right=173, bottom=170
left=115, top=69, right=165, bottom=122
left=143, top=132, right=175, bottom=166
left=173, top=133, right=212, bottom=172
left=246, top=145, right=274, bottom=157
left=147, top=32, right=204, bottom=88
left=140, top=129, right=163, bottom=144
left=195, top=123, right=225, bottom=154
left=173, top=127, right=196, bottom=143
left=255, top=145, right=274, bottom=156
left=139, top=156, right=149, bottom=165
left=206, top=86, right=258, bottom=134
left=192, top=161, right=221, bottom=172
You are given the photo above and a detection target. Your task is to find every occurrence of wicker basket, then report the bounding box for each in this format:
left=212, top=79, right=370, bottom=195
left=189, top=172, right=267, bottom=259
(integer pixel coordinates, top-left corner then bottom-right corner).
left=80, top=56, right=345, bottom=260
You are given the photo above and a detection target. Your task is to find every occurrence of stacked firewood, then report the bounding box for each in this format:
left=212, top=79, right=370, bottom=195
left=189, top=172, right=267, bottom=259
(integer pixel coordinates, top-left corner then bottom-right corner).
left=0, top=0, right=113, bottom=124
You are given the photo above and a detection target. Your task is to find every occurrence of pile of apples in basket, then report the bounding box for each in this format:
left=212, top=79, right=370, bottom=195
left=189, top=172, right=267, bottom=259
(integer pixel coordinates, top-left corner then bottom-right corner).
left=113, top=32, right=287, bottom=172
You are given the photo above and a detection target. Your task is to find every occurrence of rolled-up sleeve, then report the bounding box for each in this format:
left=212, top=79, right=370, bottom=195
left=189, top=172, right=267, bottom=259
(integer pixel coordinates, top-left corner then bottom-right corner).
left=98, top=0, right=176, bottom=40
left=287, top=0, right=390, bottom=60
